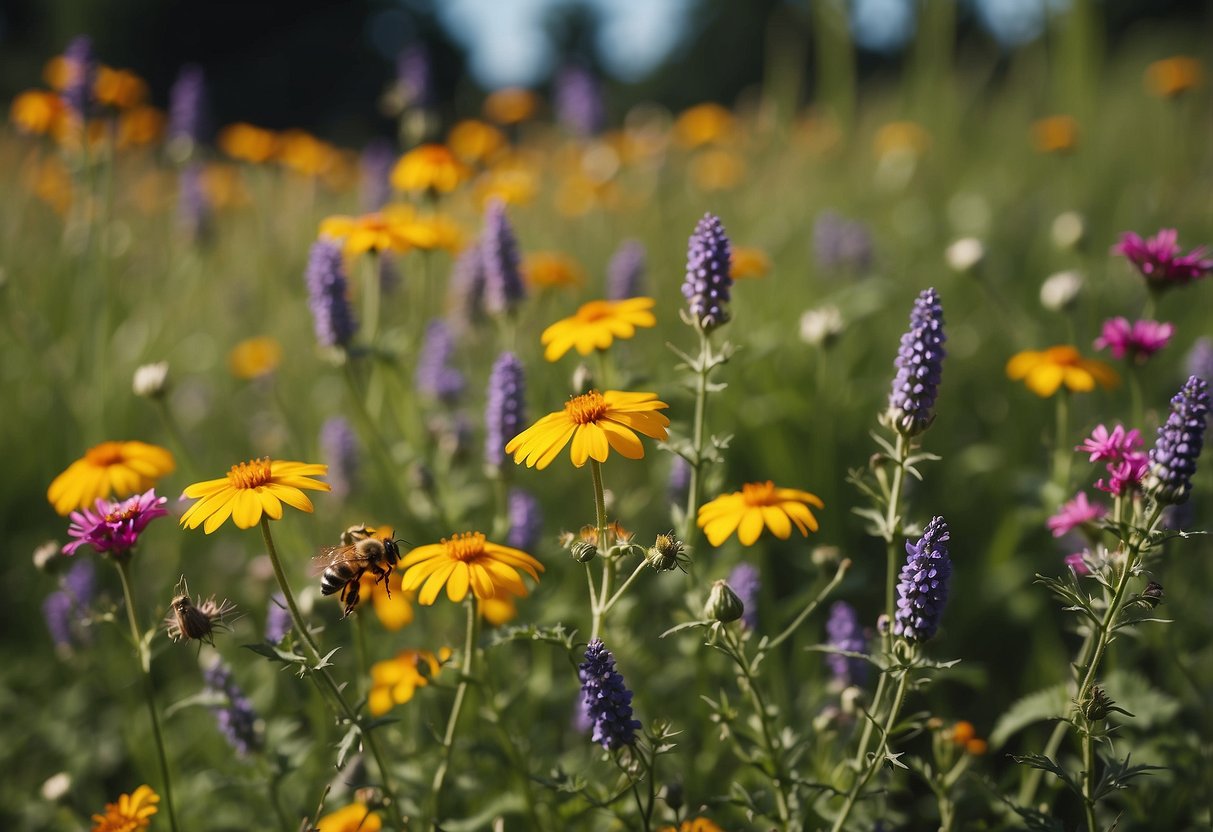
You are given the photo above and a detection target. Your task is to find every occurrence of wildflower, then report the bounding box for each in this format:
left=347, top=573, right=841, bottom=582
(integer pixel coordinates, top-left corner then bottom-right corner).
left=304, top=238, right=358, bottom=349
left=507, top=488, right=543, bottom=551
left=1052, top=211, right=1086, bottom=250
left=945, top=238, right=985, bottom=273
left=368, top=648, right=449, bottom=716
left=1113, top=229, right=1213, bottom=291
left=1065, top=552, right=1092, bottom=576
left=887, top=288, right=947, bottom=437
left=555, top=62, right=605, bottom=137
left=1040, top=270, right=1084, bottom=312
left=131, top=362, right=170, bottom=401
left=167, top=64, right=208, bottom=152
left=47, top=441, right=175, bottom=516
left=704, top=579, right=744, bottom=623
left=1144, top=376, right=1210, bottom=505
left=658, top=818, right=724, bottom=832
left=94, top=67, right=147, bottom=110
left=505, top=389, right=669, bottom=469
left=812, top=211, right=874, bottom=273
left=228, top=336, right=282, bottom=380
left=579, top=639, right=641, bottom=750
left=1048, top=493, right=1107, bottom=537
left=319, top=211, right=411, bottom=258
left=730, top=246, right=771, bottom=280
left=647, top=533, right=690, bottom=572
left=399, top=532, right=543, bottom=604
left=1031, top=115, right=1079, bottom=154
left=391, top=144, right=469, bottom=195
left=10, top=90, right=64, bottom=135
left=485, top=352, right=526, bottom=469
left=873, top=121, right=930, bottom=159
left=62, top=490, right=169, bottom=558
left=673, top=103, right=736, bottom=149
left=366, top=570, right=414, bottom=631
left=1094, top=317, right=1174, bottom=363
left=894, top=516, right=952, bottom=642
left=682, top=213, right=733, bottom=332
left=202, top=659, right=261, bottom=754
left=697, top=481, right=823, bottom=547
left=316, top=803, right=382, bottom=832
left=483, top=87, right=539, bottom=124
left=180, top=458, right=329, bottom=533
left=90, top=784, right=159, bottom=832
left=1006, top=346, right=1119, bottom=397
left=320, top=417, right=359, bottom=500
left=689, top=149, right=746, bottom=191
left=60, top=36, right=96, bottom=124
left=540, top=298, right=657, bottom=362
left=359, top=137, right=395, bottom=211
left=265, top=593, right=291, bottom=643
left=217, top=122, right=279, bottom=164
left=826, top=601, right=868, bottom=686
left=449, top=239, right=487, bottom=326
left=726, top=562, right=760, bottom=628
left=667, top=456, right=691, bottom=507
left=415, top=320, right=465, bottom=403
left=43, top=559, right=96, bottom=651
left=523, top=251, right=585, bottom=290
left=799, top=305, right=845, bottom=348
left=607, top=239, right=646, bottom=300
left=481, top=199, right=525, bottom=315
left=395, top=42, right=434, bottom=109
left=448, top=119, right=506, bottom=164
left=1145, top=56, right=1203, bottom=99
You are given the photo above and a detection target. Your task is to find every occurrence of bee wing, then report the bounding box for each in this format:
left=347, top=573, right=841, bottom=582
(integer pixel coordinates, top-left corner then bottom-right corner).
left=309, top=544, right=372, bottom=575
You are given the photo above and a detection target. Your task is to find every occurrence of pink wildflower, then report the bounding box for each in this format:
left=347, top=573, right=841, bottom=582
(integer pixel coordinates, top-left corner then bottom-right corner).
left=1048, top=492, right=1107, bottom=537
left=1077, top=424, right=1143, bottom=463
left=1065, top=552, right=1091, bottom=576
left=1112, top=229, right=1213, bottom=291
left=63, top=489, right=168, bottom=558
left=1094, top=317, right=1174, bottom=362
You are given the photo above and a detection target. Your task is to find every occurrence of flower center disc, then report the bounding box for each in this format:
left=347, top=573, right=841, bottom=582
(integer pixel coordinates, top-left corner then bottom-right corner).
left=227, top=458, right=273, bottom=489
left=86, top=442, right=126, bottom=466
left=1044, top=346, right=1081, bottom=366
left=741, top=481, right=777, bottom=506
left=565, top=390, right=608, bottom=425
left=577, top=301, right=612, bottom=322
left=443, top=532, right=487, bottom=562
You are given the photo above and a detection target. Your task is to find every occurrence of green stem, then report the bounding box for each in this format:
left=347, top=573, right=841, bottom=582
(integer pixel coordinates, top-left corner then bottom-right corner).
left=430, top=596, right=479, bottom=826
left=481, top=668, right=544, bottom=831
left=767, top=558, right=851, bottom=651
left=362, top=251, right=381, bottom=345
left=1052, top=390, right=1072, bottom=496
left=341, top=364, right=415, bottom=523
left=830, top=667, right=911, bottom=832
left=114, top=560, right=180, bottom=832
left=1082, top=726, right=1098, bottom=832
left=601, top=559, right=649, bottom=616
left=589, top=460, right=610, bottom=642
left=258, top=519, right=405, bottom=830
left=683, top=329, right=712, bottom=545
left=153, top=398, right=201, bottom=481
left=883, top=434, right=910, bottom=650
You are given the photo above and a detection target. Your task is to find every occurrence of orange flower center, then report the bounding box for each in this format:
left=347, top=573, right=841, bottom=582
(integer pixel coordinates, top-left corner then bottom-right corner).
left=226, top=458, right=273, bottom=489
left=105, top=505, right=139, bottom=523
left=741, top=481, right=778, bottom=506
left=564, top=389, right=608, bottom=425
left=441, top=532, right=488, bottom=562
left=576, top=301, right=613, bottom=322
left=1043, top=346, right=1082, bottom=366
left=85, top=442, right=126, bottom=467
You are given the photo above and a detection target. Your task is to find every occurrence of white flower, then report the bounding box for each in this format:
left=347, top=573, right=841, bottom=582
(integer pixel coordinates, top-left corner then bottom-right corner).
left=132, top=361, right=170, bottom=398
left=1040, top=270, right=1084, bottom=311
left=1051, top=211, right=1086, bottom=250
left=799, top=305, right=844, bottom=347
left=945, top=237, right=985, bottom=273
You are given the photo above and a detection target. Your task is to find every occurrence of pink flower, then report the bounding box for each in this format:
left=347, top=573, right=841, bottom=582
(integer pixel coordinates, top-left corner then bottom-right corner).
left=1094, top=317, right=1174, bottom=362
left=1113, top=229, right=1213, bottom=291
left=1077, top=424, right=1142, bottom=463
left=63, top=489, right=168, bottom=558
left=1065, top=552, right=1091, bottom=576
left=1095, top=453, right=1149, bottom=497
left=1048, top=492, right=1108, bottom=537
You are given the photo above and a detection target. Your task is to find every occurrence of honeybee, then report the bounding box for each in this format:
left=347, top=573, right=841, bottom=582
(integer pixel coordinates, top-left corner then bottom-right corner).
left=313, top=525, right=402, bottom=618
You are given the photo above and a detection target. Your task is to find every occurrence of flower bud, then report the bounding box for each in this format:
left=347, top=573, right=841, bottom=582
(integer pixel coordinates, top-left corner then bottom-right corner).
left=571, top=541, right=598, bottom=563
left=1051, top=211, right=1086, bottom=250
left=799, top=305, right=844, bottom=348
left=1081, top=686, right=1114, bottom=722
left=811, top=545, right=843, bottom=568
left=945, top=237, right=985, bottom=273
left=132, top=361, right=170, bottom=399
left=704, top=579, right=744, bottom=623
left=840, top=685, right=864, bottom=716
left=33, top=540, right=63, bottom=573
left=1040, top=270, right=1084, bottom=312
left=661, top=782, right=683, bottom=813
left=645, top=533, right=688, bottom=571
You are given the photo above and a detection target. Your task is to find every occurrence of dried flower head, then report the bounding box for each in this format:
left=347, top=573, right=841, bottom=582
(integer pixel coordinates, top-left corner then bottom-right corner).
left=645, top=533, right=690, bottom=572
left=164, top=577, right=237, bottom=645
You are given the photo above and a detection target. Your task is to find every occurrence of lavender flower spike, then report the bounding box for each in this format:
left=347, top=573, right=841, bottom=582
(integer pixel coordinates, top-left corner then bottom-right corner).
left=415, top=319, right=465, bottom=404
left=320, top=417, right=359, bottom=500
left=482, top=199, right=525, bottom=316
left=681, top=213, right=733, bottom=332
left=894, top=516, right=952, bottom=643
left=579, top=639, right=641, bottom=750
left=203, top=659, right=262, bottom=755
left=61, top=36, right=96, bottom=123
left=607, top=239, right=646, bottom=300
left=168, top=64, right=209, bottom=148
left=555, top=62, right=605, bottom=137
left=1144, top=376, right=1210, bottom=505
left=728, top=562, right=761, bottom=630
left=304, top=238, right=357, bottom=349
left=265, top=592, right=291, bottom=644
left=507, top=488, right=543, bottom=551
left=485, top=352, right=526, bottom=468
left=825, top=601, right=867, bottom=686
left=448, top=238, right=487, bottom=327
left=887, top=288, right=946, bottom=437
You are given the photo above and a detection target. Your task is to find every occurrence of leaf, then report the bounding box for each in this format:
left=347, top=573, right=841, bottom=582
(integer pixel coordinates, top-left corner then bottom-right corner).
left=1101, top=670, right=1180, bottom=729
left=660, top=619, right=713, bottom=638
left=315, top=647, right=341, bottom=670
left=164, top=688, right=229, bottom=718
left=242, top=641, right=308, bottom=666
left=1093, top=753, right=1165, bottom=800
left=990, top=683, right=1070, bottom=748
left=335, top=723, right=361, bottom=769
left=1009, top=754, right=1081, bottom=797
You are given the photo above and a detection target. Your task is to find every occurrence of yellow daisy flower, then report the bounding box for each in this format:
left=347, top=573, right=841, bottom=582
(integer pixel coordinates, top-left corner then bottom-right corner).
left=658, top=819, right=725, bottom=832
left=730, top=246, right=771, bottom=279
left=524, top=251, right=586, bottom=290
left=540, top=298, right=657, bottom=362
left=1006, top=346, right=1120, bottom=397
left=277, top=129, right=341, bottom=178
left=9, top=90, right=64, bottom=135
left=448, top=118, right=507, bottom=164
left=366, top=570, right=415, bottom=631
left=483, top=87, right=539, bottom=125
left=48, top=441, right=175, bottom=516
left=91, top=784, right=159, bottom=832
left=399, top=532, right=544, bottom=605
left=673, top=103, right=736, bottom=149
left=368, top=647, right=450, bottom=716
left=697, top=481, right=824, bottom=547
left=218, top=122, right=280, bottom=164
left=395, top=210, right=465, bottom=253
left=180, top=458, right=330, bottom=534
left=315, top=802, right=382, bottom=832
left=116, top=106, right=165, bottom=149
left=1031, top=115, right=1079, bottom=155
left=94, top=67, right=148, bottom=110
left=1145, top=56, right=1203, bottom=99
left=505, top=389, right=670, bottom=469
left=319, top=211, right=412, bottom=257
left=480, top=594, right=517, bottom=627
left=391, top=143, right=469, bottom=195
left=228, top=335, right=282, bottom=380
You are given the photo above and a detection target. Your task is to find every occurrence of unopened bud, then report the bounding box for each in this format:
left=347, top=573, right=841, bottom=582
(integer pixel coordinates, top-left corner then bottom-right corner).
left=33, top=540, right=63, bottom=572
left=811, top=545, right=842, bottom=568
left=704, top=579, right=744, bottom=623
left=645, top=533, right=688, bottom=572
left=571, top=363, right=594, bottom=394
left=571, top=541, right=598, bottom=563
left=661, top=782, right=683, bottom=813
left=840, top=685, right=864, bottom=716
left=799, top=305, right=844, bottom=348
left=1081, top=687, right=1113, bottom=722
left=132, top=361, right=170, bottom=399
left=1051, top=211, right=1086, bottom=250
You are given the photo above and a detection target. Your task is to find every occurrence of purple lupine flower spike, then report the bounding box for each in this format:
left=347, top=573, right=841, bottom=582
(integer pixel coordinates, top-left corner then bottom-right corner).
left=397, top=43, right=434, bottom=109
left=304, top=238, right=357, bottom=349
left=825, top=601, right=868, bottom=686
left=607, top=239, right=646, bottom=300
left=320, top=417, right=359, bottom=500
left=681, top=212, right=732, bottom=332
left=168, top=64, right=209, bottom=149
left=360, top=138, right=395, bottom=212
left=203, top=659, right=262, bottom=755
left=448, top=238, right=487, bottom=328
left=265, top=592, right=291, bottom=644
left=61, top=36, right=96, bottom=124
left=579, top=639, right=641, bottom=750
left=727, top=562, right=761, bottom=630
left=1144, top=376, right=1210, bottom=505
left=415, top=320, right=465, bottom=404
left=887, top=288, right=946, bottom=437
left=482, top=200, right=525, bottom=316
left=507, top=488, right=543, bottom=551
left=43, top=559, right=97, bottom=651
left=813, top=211, right=874, bottom=273
left=485, top=352, right=525, bottom=468
left=894, top=516, right=952, bottom=642
left=178, top=162, right=211, bottom=242
left=554, top=62, right=605, bottom=137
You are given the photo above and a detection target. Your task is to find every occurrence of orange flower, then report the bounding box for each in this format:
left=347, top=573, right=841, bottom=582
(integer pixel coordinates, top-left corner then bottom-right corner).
left=94, top=67, right=148, bottom=109
left=689, top=149, right=745, bottom=191
left=116, top=106, right=165, bottom=149
left=391, top=144, right=469, bottom=194
left=277, top=130, right=340, bottom=178
left=480, top=594, right=518, bottom=626
left=698, top=481, right=824, bottom=547
left=673, top=103, right=736, bottom=149
left=506, top=390, right=669, bottom=468
left=448, top=119, right=507, bottom=164
left=483, top=87, right=539, bottom=125
left=523, top=252, right=585, bottom=290
left=218, top=123, right=280, bottom=164
left=1006, top=346, right=1119, bottom=397
left=658, top=819, right=724, bottom=832
left=228, top=336, right=283, bottom=380
left=90, top=784, right=159, bottom=832
left=730, top=246, right=771, bottom=279
left=399, top=532, right=543, bottom=604
left=315, top=802, right=382, bottom=832
left=1145, top=56, right=1203, bottom=99
left=1031, top=115, right=1079, bottom=154
left=9, top=90, right=64, bottom=135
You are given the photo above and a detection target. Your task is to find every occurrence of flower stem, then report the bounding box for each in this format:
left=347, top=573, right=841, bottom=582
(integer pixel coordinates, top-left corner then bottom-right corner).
left=883, top=433, right=910, bottom=646
left=258, top=519, right=405, bottom=830
left=830, top=665, right=911, bottom=832
left=766, top=558, right=851, bottom=651
left=601, top=559, right=649, bottom=617
left=114, top=559, right=180, bottom=832
left=362, top=251, right=381, bottom=345
left=1082, top=726, right=1099, bottom=832
left=1052, top=390, right=1072, bottom=495
left=430, top=596, right=480, bottom=826
left=683, top=329, right=713, bottom=545
left=589, top=460, right=610, bottom=642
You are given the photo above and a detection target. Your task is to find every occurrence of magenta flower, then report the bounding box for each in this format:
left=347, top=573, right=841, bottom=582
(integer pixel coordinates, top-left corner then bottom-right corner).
left=1065, top=552, right=1091, bottom=576
left=1077, top=424, right=1142, bottom=463
left=1094, top=317, right=1174, bottom=362
left=63, top=489, right=169, bottom=558
left=1112, top=229, right=1213, bottom=291
left=1047, top=493, right=1107, bottom=537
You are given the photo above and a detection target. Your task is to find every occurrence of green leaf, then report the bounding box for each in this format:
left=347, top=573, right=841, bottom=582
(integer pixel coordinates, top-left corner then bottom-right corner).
left=660, top=619, right=713, bottom=638
left=242, top=641, right=308, bottom=666
left=990, top=683, right=1069, bottom=748
left=1009, top=753, right=1082, bottom=796
left=335, top=723, right=361, bottom=769
left=1102, top=670, right=1180, bottom=729
left=1093, top=752, right=1165, bottom=800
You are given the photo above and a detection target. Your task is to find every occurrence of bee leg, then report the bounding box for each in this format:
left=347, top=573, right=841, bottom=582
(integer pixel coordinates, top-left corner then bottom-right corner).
left=376, top=566, right=393, bottom=599
left=342, top=583, right=360, bottom=618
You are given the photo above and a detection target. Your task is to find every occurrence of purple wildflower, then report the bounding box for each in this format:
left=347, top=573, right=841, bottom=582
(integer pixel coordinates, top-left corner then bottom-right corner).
left=482, top=200, right=525, bottom=316
left=727, top=562, right=761, bottom=630
left=893, top=516, right=952, bottom=643
left=178, top=162, right=211, bottom=242
left=304, top=238, right=357, bottom=349
left=667, top=456, right=691, bottom=508
left=43, top=592, right=75, bottom=650
left=61, top=36, right=96, bottom=123
left=1185, top=337, right=1213, bottom=383
left=62, top=489, right=168, bottom=559
left=554, top=62, right=605, bottom=137
left=579, top=639, right=641, bottom=750
left=396, top=43, right=434, bottom=109
left=825, top=601, right=868, bottom=686
left=607, top=239, right=646, bottom=301
left=43, top=559, right=97, bottom=650
left=887, top=288, right=947, bottom=437
left=1047, top=493, right=1107, bottom=537
left=265, top=593, right=291, bottom=644
left=681, top=212, right=733, bottom=332
left=320, top=417, right=359, bottom=500
left=415, top=319, right=465, bottom=404
left=484, top=352, right=526, bottom=468
left=203, top=659, right=262, bottom=755
left=1094, top=317, right=1174, bottom=363
left=448, top=239, right=487, bottom=327
left=360, top=137, right=395, bottom=211
left=507, top=488, right=543, bottom=551
left=813, top=211, right=874, bottom=273
left=168, top=64, right=209, bottom=147
left=1113, top=229, right=1213, bottom=291
left=1144, top=376, right=1210, bottom=505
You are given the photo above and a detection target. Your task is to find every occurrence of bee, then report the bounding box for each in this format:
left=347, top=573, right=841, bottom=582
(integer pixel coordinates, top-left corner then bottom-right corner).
left=313, top=525, right=402, bottom=618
